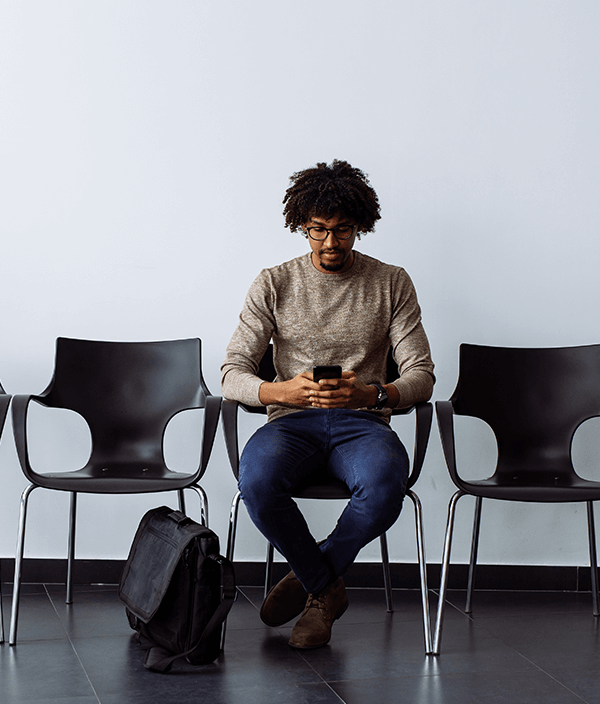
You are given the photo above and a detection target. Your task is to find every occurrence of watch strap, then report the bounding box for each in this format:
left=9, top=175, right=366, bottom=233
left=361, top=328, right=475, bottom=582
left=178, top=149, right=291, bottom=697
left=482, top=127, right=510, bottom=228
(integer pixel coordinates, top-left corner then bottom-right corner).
left=371, top=383, right=388, bottom=410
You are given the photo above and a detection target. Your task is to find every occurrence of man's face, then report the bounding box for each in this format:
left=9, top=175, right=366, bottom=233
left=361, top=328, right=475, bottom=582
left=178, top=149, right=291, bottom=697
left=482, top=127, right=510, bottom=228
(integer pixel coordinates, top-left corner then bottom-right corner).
left=303, top=213, right=357, bottom=274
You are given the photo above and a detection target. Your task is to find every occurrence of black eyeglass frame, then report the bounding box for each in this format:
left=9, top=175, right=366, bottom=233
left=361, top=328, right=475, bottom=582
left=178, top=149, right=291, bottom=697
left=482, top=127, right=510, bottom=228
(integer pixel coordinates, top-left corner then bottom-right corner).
left=304, top=225, right=358, bottom=242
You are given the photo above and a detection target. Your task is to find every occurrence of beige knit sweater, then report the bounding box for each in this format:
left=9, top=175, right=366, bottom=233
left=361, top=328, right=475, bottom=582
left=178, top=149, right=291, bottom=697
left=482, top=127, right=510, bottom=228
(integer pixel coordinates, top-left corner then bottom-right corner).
left=221, top=251, right=435, bottom=422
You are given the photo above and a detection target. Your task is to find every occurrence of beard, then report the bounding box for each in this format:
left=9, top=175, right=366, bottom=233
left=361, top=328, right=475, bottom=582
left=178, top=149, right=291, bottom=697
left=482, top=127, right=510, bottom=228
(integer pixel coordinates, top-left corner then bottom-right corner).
left=318, top=260, right=345, bottom=272
left=317, top=248, right=347, bottom=272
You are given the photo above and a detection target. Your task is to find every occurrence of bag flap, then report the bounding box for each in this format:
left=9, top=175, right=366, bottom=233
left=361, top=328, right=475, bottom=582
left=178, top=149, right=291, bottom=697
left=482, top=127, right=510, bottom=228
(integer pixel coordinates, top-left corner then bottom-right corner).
left=118, top=506, right=206, bottom=623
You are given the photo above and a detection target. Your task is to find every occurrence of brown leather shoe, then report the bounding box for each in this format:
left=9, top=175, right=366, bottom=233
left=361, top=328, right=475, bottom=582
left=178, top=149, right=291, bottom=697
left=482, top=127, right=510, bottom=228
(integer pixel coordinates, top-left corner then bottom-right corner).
left=288, top=577, right=349, bottom=649
left=260, top=570, right=308, bottom=627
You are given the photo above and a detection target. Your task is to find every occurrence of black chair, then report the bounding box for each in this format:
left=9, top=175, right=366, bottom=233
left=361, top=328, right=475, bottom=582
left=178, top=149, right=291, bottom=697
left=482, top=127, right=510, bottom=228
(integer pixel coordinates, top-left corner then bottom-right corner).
left=433, top=343, right=600, bottom=654
left=0, top=382, right=11, bottom=643
left=9, top=337, right=221, bottom=645
left=223, top=345, right=433, bottom=653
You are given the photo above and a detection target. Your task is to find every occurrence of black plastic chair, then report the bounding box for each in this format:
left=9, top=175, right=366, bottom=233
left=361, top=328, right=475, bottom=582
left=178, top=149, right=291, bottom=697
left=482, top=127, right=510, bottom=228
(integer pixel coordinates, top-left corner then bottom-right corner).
left=9, top=337, right=221, bottom=645
left=433, top=343, right=600, bottom=654
left=0, top=382, right=11, bottom=643
left=223, top=345, right=433, bottom=653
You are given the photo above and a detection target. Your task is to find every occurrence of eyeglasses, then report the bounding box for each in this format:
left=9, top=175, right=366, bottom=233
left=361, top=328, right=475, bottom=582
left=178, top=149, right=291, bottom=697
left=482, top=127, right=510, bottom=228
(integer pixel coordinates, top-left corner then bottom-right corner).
left=305, top=225, right=356, bottom=241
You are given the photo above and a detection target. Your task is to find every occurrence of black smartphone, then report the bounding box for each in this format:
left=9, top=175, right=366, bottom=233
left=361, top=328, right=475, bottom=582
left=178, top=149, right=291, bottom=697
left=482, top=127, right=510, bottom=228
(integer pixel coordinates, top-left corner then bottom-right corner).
left=313, top=365, right=342, bottom=383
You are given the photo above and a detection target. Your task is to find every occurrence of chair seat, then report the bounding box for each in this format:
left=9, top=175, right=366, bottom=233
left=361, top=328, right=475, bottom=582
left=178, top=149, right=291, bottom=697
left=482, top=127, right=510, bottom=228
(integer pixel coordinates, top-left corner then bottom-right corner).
left=293, top=476, right=351, bottom=500
left=458, top=476, right=600, bottom=503
left=31, top=463, right=198, bottom=493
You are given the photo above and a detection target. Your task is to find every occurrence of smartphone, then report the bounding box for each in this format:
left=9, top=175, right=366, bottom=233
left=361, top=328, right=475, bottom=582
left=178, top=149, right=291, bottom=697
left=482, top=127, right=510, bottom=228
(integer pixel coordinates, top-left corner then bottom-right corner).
left=313, top=365, right=342, bottom=383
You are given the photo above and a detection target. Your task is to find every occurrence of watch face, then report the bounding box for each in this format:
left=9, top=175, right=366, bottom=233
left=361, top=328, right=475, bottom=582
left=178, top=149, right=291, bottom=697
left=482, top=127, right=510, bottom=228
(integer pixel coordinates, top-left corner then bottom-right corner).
left=376, top=385, right=388, bottom=409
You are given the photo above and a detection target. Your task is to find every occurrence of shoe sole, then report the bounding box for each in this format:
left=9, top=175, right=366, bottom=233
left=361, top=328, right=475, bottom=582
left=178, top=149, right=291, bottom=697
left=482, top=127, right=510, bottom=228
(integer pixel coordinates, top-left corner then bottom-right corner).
left=259, top=582, right=308, bottom=627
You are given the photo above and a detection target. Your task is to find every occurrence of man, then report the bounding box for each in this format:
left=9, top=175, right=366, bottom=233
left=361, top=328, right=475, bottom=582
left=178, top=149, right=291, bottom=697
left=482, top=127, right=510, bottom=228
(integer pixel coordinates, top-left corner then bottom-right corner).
left=221, top=160, right=434, bottom=649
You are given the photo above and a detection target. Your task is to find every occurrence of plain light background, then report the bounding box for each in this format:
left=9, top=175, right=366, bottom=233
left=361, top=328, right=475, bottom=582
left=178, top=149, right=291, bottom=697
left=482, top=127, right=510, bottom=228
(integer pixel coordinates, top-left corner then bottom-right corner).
left=1, top=0, right=600, bottom=570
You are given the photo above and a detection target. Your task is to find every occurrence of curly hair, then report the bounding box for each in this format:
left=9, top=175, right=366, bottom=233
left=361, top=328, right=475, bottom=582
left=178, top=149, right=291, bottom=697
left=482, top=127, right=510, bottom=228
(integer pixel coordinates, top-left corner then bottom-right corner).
left=282, top=160, right=381, bottom=236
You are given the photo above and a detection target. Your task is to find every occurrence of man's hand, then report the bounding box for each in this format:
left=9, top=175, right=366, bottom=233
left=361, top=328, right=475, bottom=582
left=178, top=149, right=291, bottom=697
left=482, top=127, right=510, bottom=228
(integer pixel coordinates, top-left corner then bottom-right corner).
left=258, top=372, right=323, bottom=407
left=259, top=370, right=383, bottom=409
left=308, top=371, right=378, bottom=409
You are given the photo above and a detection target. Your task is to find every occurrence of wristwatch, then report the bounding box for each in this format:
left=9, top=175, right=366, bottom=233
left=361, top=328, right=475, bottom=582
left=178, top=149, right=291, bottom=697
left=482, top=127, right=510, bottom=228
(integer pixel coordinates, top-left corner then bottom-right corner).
left=371, top=383, right=388, bottom=410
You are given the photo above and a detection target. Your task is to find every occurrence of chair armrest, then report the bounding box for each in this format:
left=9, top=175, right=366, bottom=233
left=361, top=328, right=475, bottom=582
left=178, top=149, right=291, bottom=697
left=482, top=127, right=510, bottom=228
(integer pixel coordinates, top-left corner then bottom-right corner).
left=435, top=400, right=460, bottom=488
left=238, top=401, right=269, bottom=416
left=0, top=393, right=10, bottom=434
left=222, top=399, right=241, bottom=479
left=222, top=399, right=268, bottom=480
left=405, top=402, right=433, bottom=489
left=11, top=394, right=45, bottom=483
left=197, top=394, right=222, bottom=480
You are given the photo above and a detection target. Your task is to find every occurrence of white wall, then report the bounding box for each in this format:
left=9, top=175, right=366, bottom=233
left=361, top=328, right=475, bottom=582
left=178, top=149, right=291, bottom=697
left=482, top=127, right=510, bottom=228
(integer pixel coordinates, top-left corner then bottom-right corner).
left=1, top=0, right=600, bottom=568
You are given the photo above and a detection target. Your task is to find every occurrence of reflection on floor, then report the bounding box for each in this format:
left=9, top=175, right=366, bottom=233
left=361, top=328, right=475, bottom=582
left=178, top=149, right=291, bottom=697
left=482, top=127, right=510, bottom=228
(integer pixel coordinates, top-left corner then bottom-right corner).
left=1, top=582, right=600, bottom=703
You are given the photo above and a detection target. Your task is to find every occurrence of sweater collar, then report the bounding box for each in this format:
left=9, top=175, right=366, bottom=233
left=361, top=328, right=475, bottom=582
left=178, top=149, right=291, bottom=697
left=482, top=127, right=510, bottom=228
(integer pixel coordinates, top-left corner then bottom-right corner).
left=305, top=250, right=363, bottom=280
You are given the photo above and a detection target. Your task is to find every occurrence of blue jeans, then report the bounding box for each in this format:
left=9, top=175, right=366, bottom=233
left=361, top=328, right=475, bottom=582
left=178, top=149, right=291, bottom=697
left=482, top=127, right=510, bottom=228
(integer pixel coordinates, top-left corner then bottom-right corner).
left=238, top=409, right=409, bottom=595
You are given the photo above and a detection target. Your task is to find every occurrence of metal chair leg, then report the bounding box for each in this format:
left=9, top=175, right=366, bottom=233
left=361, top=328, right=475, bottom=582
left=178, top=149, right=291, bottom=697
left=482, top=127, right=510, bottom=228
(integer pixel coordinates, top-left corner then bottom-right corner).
left=186, top=485, right=209, bottom=526
left=177, top=489, right=187, bottom=516
left=465, top=496, right=483, bottom=613
left=0, top=558, right=4, bottom=643
left=264, top=542, right=275, bottom=599
left=221, top=491, right=242, bottom=651
left=407, top=489, right=432, bottom=654
left=379, top=532, right=394, bottom=613
left=587, top=501, right=599, bottom=616
left=66, top=492, right=77, bottom=604
left=226, top=491, right=241, bottom=562
left=432, top=490, right=464, bottom=655
left=10, top=483, right=37, bottom=646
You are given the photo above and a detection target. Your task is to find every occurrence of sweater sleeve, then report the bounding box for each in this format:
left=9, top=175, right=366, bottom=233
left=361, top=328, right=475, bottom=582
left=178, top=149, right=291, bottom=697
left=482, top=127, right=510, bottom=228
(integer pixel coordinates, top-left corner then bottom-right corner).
left=220, top=270, right=275, bottom=406
left=388, top=271, right=435, bottom=409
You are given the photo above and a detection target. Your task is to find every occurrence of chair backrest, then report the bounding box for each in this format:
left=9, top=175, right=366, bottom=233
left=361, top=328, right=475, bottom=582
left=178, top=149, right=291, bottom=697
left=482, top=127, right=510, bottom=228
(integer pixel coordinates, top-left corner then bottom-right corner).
left=0, top=381, right=10, bottom=433
left=39, top=338, right=209, bottom=466
left=450, top=343, right=600, bottom=479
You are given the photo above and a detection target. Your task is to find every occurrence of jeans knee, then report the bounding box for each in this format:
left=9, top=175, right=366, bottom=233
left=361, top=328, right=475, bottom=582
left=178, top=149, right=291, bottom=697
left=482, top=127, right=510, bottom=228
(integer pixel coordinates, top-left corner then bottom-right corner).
left=353, top=473, right=406, bottom=531
left=238, top=469, right=261, bottom=508
left=238, top=447, right=297, bottom=521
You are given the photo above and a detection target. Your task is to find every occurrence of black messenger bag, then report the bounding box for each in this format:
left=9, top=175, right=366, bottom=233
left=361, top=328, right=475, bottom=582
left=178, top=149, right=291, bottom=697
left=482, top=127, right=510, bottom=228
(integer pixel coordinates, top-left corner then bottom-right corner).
left=119, top=506, right=236, bottom=672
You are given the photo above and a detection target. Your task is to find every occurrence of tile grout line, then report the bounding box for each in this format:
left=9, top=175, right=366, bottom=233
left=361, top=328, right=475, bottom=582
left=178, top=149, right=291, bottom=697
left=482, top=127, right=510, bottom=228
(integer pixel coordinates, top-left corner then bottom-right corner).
left=237, top=585, right=348, bottom=701
left=425, top=589, right=593, bottom=701
left=44, top=584, right=102, bottom=704
left=292, top=649, right=349, bottom=703
left=462, top=611, right=593, bottom=704
left=511, top=650, right=592, bottom=704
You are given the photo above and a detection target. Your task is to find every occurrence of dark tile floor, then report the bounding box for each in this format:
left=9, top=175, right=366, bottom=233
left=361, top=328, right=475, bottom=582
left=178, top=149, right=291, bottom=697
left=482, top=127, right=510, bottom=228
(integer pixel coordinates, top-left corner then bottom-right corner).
left=1, top=582, right=600, bottom=703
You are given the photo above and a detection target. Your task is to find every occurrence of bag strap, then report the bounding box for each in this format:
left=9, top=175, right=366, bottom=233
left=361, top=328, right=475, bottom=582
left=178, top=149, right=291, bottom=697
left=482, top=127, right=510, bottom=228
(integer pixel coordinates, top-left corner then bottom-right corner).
left=144, top=554, right=236, bottom=673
